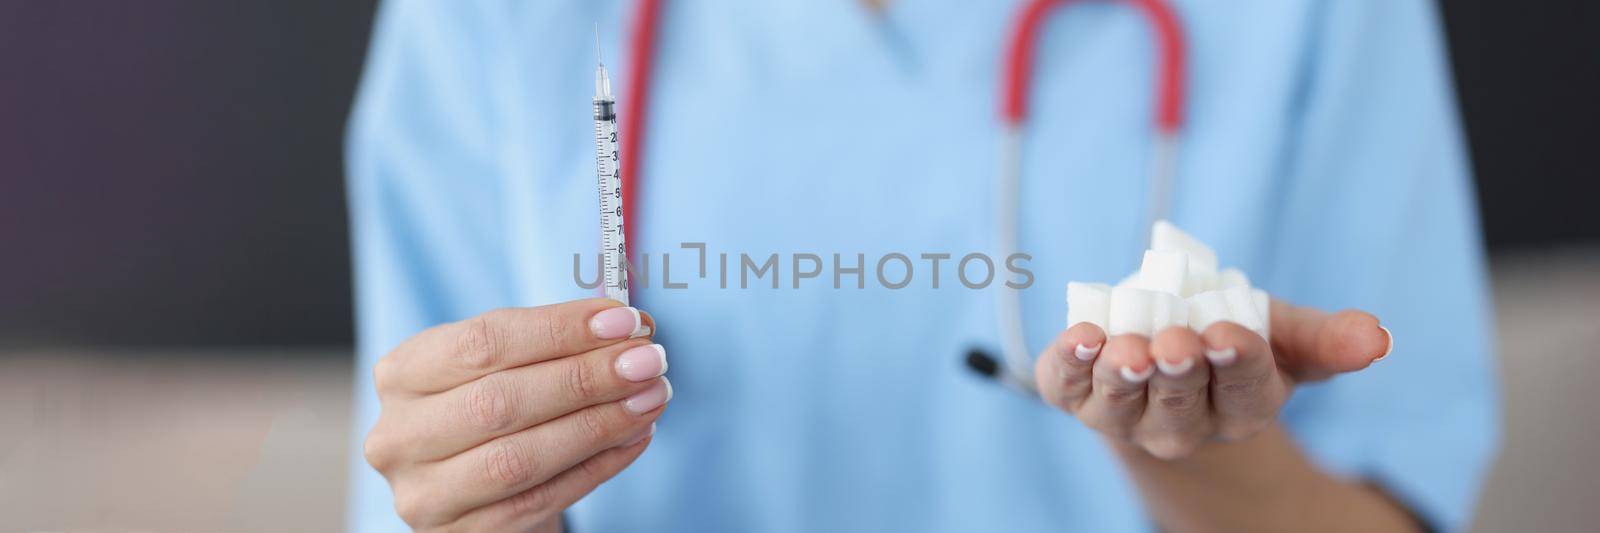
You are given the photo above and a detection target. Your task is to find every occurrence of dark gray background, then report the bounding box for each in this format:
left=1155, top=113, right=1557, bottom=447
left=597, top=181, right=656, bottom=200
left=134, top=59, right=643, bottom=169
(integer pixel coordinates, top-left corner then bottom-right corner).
left=2, top=1, right=1595, bottom=347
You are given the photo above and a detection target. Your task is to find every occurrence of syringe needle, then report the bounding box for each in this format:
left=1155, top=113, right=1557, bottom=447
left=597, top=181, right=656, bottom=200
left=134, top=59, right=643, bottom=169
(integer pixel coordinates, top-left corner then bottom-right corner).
left=592, top=26, right=613, bottom=99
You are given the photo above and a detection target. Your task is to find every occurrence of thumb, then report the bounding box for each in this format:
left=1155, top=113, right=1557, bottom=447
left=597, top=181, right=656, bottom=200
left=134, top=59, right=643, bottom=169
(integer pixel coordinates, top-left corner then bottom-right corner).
left=1269, top=299, right=1393, bottom=382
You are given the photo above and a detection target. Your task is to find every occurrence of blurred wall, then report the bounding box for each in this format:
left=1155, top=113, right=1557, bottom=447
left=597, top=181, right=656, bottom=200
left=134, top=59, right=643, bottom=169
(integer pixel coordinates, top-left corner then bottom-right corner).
left=0, top=1, right=1595, bottom=347
left=1443, top=1, right=1600, bottom=247
left=0, top=1, right=374, bottom=347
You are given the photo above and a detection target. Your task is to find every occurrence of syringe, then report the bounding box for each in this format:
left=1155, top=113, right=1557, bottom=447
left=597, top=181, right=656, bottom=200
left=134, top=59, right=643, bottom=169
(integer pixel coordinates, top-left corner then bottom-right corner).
left=593, top=29, right=630, bottom=305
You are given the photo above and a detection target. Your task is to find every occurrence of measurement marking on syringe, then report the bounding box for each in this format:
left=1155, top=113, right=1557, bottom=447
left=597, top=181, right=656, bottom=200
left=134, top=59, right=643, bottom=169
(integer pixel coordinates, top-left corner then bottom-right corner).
left=592, top=29, right=631, bottom=305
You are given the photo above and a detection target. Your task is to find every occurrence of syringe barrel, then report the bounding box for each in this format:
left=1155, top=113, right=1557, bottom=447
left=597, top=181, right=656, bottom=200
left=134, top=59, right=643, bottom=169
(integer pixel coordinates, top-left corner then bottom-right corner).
left=593, top=96, right=629, bottom=305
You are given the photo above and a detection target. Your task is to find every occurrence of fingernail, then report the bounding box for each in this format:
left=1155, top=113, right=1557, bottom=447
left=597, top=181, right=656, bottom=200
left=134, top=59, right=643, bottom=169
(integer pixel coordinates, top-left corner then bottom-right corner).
left=622, top=422, right=656, bottom=447
left=1204, top=347, right=1237, bottom=366
left=1156, top=357, right=1194, bottom=376
left=1119, top=365, right=1154, bottom=383
left=591, top=307, right=647, bottom=339
left=1074, top=343, right=1102, bottom=362
left=1375, top=326, right=1393, bottom=362
left=623, top=377, right=672, bottom=415
left=615, top=344, right=668, bottom=382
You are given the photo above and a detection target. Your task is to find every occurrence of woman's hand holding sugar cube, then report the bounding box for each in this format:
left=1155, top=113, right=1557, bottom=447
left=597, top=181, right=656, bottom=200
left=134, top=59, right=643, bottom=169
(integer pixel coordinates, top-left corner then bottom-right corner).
left=1036, top=222, right=1393, bottom=460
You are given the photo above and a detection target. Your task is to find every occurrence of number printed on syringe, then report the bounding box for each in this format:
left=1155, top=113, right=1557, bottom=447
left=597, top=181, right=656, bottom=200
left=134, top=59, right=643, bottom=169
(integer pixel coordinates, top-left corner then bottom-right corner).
left=594, top=30, right=629, bottom=306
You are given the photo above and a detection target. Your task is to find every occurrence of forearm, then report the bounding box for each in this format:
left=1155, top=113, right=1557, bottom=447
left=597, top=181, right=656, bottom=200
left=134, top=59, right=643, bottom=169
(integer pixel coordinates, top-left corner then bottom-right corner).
left=1110, top=425, right=1421, bottom=533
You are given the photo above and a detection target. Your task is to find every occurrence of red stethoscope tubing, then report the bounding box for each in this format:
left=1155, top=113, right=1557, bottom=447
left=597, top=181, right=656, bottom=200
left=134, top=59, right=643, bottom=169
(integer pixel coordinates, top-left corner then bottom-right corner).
left=1003, top=0, right=1185, bottom=132
left=618, top=0, right=1186, bottom=294
left=620, top=0, right=662, bottom=269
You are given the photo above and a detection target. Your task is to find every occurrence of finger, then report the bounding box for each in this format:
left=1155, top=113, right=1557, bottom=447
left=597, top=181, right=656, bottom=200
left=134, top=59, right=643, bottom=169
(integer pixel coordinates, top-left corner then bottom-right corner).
left=1136, top=326, right=1212, bottom=459
left=1269, top=299, right=1392, bottom=381
left=1075, top=334, right=1153, bottom=438
left=452, top=425, right=655, bottom=531
left=1200, top=322, right=1288, bottom=440
left=381, top=339, right=668, bottom=461
left=380, top=298, right=654, bottom=394
left=1034, top=322, right=1107, bottom=413
left=412, top=377, right=671, bottom=524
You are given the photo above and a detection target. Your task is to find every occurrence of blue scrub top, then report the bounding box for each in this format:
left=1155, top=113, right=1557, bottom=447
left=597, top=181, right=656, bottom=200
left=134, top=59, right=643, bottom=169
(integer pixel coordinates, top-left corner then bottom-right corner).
left=345, top=1, right=1498, bottom=531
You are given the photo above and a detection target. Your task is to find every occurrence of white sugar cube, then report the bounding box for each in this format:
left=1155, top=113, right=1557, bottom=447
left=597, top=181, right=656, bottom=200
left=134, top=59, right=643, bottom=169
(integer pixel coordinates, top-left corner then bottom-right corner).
left=1252, top=288, right=1270, bottom=340
left=1186, top=290, right=1231, bottom=332
left=1151, top=220, right=1218, bottom=273
left=1186, top=286, right=1267, bottom=339
left=1185, top=266, right=1219, bottom=297
left=1216, top=268, right=1251, bottom=290
left=1109, top=286, right=1185, bottom=337
left=1222, top=286, right=1264, bottom=335
left=1109, top=286, right=1156, bottom=337
left=1066, top=222, right=1270, bottom=344
left=1151, top=221, right=1220, bottom=297
left=1133, top=249, right=1189, bottom=296
left=1150, top=291, right=1190, bottom=333
left=1065, top=282, right=1112, bottom=332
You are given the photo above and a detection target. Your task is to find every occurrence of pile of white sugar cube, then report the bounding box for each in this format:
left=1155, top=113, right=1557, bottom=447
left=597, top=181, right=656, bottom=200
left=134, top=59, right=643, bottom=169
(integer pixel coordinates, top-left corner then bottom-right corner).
left=1067, top=221, right=1270, bottom=341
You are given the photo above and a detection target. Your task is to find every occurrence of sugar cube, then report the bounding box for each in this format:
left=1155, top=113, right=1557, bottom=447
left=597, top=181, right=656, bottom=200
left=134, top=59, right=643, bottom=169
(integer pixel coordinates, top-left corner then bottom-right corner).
left=1133, top=249, right=1189, bottom=296
left=1151, top=220, right=1218, bottom=273
left=1109, top=286, right=1185, bottom=337
left=1109, top=286, right=1157, bottom=337
left=1150, top=290, right=1190, bottom=333
left=1065, top=221, right=1271, bottom=342
left=1152, top=220, right=1220, bottom=297
left=1252, top=288, right=1270, bottom=340
left=1066, top=282, right=1112, bottom=331
left=1186, top=267, right=1219, bottom=297
left=1223, top=286, right=1264, bottom=334
left=1216, top=268, right=1250, bottom=290
left=1185, top=286, right=1267, bottom=339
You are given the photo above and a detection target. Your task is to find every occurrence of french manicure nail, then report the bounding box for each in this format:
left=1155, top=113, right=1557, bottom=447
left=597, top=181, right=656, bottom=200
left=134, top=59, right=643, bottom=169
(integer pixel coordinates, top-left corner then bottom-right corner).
left=1375, top=326, right=1393, bottom=362
left=1204, top=347, right=1237, bottom=366
left=1074, top=343, right=1102, bottom=362
left=1119, top=365, right=1154, bottom=383
left=615, top=344, right=668, bottom=382
left=1156, top=357, right=1194, bottom=376
left=623, top=378, right=672, bottom=415
left=623, top=423, right=656, bottom=447
left=591, top=307, right=647, bottom=339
